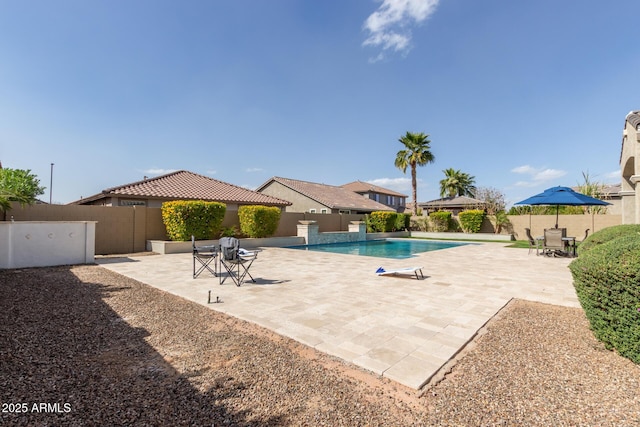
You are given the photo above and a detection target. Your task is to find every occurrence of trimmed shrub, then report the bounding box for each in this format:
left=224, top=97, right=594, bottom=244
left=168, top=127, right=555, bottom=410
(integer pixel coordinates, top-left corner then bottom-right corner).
left=161, top=200, right=226, bottom=241
left=578, top=224, right=640, bottom=254
left=366, top=211, right=410, bottom=232
left=569, top=227, right=640, bottom=364
left=238, top=205, right=281, bottom=238
left=458, top=209, right=485, bottom=233
left=429, top=211, right=451, bottom=232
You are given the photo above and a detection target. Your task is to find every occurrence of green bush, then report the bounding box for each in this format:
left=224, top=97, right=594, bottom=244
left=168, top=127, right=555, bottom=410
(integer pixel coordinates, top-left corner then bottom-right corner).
left=569, top=227, right=640, bottom=364
left=161, top=200, right=226, bottom=241
left=366, top=211, right=410, bottom=232
left=238, top=205, right=281, bottom=238
left=578, top=224, right=640, bottom=253
left=429, top=211, right=451, bottom=232
left=458, top=209, right=485, bottom=233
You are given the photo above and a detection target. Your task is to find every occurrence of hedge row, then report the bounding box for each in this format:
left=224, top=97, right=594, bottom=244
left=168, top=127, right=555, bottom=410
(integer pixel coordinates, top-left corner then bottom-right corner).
left=569, top=225, right=640, bottom=364
left=238, top=205, right=281, bottom=238
left=458, top=209, right=485, bottom=233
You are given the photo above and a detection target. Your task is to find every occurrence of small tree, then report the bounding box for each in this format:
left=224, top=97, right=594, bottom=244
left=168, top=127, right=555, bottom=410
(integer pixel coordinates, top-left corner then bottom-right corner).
left=0, top=168, right=45, bottom=212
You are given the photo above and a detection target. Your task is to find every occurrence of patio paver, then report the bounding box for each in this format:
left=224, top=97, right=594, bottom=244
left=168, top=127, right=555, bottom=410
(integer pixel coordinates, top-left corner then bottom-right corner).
left=97, top=242, right=579, bottom=390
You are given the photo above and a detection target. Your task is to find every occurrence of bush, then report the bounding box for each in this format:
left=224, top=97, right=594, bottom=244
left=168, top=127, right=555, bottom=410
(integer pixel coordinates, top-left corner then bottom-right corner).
left=578, top=224, right=640, bottom=254
left=161, top=200, right=226, bottom=241
left=569, top=226, right=640, bottom=364
left=458, top=209, right=485, bottom=233
left=429, top=211, right=451, bottom=232
left=238, top=205, right=281, bottom=238
left=366, top=211, right=410, bottom=232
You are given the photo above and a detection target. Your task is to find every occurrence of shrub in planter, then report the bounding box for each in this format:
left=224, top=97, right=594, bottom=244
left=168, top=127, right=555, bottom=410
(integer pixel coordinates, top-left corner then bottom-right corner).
left=458, top=209, right=485, bottom=233
left=429, top=211, right=451, bottom=232
left=367, top=211, right=396, bottom=232
left=161, top=200, right=226, bottom=241
left=569, top=231, right=640, bottom=364
left=238, top=205, right=281, bottom=238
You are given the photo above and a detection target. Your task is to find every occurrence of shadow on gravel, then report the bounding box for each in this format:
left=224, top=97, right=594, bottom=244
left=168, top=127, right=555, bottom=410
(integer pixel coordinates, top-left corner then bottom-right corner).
left=0, top=266, right=286, bottom=426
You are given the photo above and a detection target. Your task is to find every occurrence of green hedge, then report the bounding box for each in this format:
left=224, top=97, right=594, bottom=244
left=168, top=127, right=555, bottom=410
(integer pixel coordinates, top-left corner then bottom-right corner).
left=366, top=211, right=410, bottom=232
left=429, top=211, right=451, bottom=232
left=161, top=200, right=226, bottom=241
left=569, top=226, right=640, bottom=364
left=238, top=205, right=281, bottom=238
left=458, top=209, right=485, bottom=233
left=578, top=224, right=640, bottom=253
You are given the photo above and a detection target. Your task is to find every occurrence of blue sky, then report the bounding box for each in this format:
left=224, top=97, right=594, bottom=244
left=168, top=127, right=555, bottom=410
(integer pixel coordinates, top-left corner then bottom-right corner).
left=1, top=0, right=638, bottom=206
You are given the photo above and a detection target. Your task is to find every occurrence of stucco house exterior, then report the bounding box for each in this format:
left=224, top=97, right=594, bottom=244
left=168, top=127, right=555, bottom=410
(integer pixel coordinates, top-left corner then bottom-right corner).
left=341, top=181, right=408, bottom=212
left=256, top=177, right=394, bottom=214
left=70, top=170, right=291, bottom=210
left=621, top=111, right=640, bottom=224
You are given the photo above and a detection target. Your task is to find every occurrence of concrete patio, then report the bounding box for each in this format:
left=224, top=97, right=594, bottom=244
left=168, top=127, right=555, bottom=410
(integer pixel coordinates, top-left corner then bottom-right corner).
left=97, top=242, right=579, bottom=390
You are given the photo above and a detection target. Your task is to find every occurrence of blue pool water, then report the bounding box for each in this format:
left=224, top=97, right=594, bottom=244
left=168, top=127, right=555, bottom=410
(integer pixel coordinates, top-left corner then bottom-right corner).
left=287, top=239, right=468, bottom=259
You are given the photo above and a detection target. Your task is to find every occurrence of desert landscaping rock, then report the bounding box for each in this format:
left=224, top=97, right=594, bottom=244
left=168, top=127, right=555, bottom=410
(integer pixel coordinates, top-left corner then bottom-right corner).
left=1, top=265, right=639, bottom=426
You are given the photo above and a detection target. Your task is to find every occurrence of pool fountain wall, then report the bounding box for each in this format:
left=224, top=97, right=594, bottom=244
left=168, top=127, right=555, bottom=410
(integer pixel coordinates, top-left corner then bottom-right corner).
left=297, top=220, right=366, bottom=245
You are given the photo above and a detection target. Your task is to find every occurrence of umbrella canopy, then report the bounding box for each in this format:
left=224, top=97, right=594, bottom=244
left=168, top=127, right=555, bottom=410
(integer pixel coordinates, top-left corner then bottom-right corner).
left=515, top=186, right=610, bottom=228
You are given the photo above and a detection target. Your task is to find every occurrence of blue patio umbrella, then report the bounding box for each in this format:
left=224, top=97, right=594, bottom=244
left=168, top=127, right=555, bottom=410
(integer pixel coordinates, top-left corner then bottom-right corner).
left=514, top=186, right=610, bottom=228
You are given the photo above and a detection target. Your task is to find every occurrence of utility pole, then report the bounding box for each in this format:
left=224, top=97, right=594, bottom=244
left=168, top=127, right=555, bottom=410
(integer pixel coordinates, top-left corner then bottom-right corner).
left=50, top=163, right=54, bottom=204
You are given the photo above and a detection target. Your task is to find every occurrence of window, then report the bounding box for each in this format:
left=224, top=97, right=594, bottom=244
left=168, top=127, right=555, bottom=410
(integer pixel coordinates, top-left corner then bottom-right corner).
left=120, top=199, right=146, bottom=206
left=309, top=209, right=316, bottom=213
left=321, top=209, right=328, bottom=214
left=339, top=209, right=351, bottom=214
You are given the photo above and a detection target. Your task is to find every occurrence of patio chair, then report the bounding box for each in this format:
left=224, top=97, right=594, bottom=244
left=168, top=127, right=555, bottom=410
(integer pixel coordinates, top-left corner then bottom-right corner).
left=192, top=235, right=217, bottom=279
left=542, top=228, right=566, bottom=257
left=219, top=237, right=258, bottom=286
left=525, top=228, right=541, bottom=255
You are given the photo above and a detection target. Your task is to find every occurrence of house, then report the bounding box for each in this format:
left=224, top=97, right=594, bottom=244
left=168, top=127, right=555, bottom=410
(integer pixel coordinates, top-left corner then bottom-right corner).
left=70, top=170, right=291, bottom=210
left=341, top=180, right=408, bottom=212
left=418, top=196, right=488, bottom=216
left=256, top=177, right=395, bottom=214
left=621, top=110, right=640, bottom=224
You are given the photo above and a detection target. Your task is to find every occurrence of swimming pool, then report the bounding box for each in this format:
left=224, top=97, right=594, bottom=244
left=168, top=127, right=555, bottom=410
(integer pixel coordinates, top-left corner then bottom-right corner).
left=287, top=239, right=469, bottom=259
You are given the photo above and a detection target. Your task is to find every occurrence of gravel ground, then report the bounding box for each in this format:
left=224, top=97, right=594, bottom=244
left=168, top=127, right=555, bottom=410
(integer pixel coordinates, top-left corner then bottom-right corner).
left=1, top=265, right=639, bottom=426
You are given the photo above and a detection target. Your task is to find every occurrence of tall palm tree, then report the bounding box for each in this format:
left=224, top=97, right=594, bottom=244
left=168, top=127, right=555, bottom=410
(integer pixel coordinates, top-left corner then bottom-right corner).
left=439, top=168, right=476, bottom=198
left=394, top=132, right=435, bottom=216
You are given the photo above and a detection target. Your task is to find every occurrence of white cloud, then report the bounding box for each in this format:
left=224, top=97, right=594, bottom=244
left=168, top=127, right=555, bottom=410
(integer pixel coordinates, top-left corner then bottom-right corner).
left=245, top=167, right=264, bottom=173
left=143, top=168, right=178, bottom=176
left=363, top=0, right=440, bottom=61
left=367, top=177, right=413, bottom=192
left=511, top=165, right=567, bottom=187
left=604, top=170, right=620, bottom=181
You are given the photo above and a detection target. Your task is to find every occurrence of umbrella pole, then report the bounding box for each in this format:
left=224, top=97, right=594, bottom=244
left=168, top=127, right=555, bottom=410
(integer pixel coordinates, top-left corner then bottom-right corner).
left=555, top=205, right=559, bottom=228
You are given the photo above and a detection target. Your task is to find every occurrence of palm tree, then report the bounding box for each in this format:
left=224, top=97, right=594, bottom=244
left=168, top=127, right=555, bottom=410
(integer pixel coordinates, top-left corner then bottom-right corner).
left=439, top=168, right=476, bottom=198
left=394, top=132, right=435, bottom=216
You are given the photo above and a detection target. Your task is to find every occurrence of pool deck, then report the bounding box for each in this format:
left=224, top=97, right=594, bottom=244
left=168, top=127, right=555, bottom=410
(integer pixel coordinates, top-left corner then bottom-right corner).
left=97, top=243, right=579, bottom=390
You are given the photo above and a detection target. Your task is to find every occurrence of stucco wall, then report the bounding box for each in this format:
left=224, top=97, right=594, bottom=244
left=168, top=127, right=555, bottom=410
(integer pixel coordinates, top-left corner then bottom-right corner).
left=0, top=221, right=96, bottom=268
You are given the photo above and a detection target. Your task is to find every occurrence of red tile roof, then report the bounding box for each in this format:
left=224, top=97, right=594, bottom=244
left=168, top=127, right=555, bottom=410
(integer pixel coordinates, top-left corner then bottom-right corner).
left=258, top=177, right=394, bottom=212
left=73, top=170, right=291, bottom=206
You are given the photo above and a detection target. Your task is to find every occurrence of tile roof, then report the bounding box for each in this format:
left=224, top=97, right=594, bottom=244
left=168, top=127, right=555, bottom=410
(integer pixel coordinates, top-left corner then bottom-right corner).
left=341, top=180, right=408, bottom=198
left=419, top=196, right=487, bottom=207
left=73, top=170, right=291, bottom=206
left=257, top=177, right=395, bottom=212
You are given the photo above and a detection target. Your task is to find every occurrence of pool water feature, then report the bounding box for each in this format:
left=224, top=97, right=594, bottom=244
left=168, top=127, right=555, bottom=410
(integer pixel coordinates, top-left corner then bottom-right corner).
left=287, top=238, right=469, bottom=259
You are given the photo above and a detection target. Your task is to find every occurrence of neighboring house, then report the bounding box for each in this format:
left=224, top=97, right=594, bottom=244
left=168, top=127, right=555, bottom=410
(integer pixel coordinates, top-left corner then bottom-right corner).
left=572, top=183, right=622, bottom=215
left=341, top=180, right=408, bottom=212
left=418, top=196, right=488, bottom=216
left=70, top=170, right=291, bottom=210
left=256, top=177, right=395, bottom=214
left=620, top=110, right=640, bottom=224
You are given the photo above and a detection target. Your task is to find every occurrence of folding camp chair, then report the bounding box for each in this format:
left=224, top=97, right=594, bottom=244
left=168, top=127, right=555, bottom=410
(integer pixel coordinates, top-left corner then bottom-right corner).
left=192, top=235, right=218, bottom=279
left=219, top=237, right=258, bottom=286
